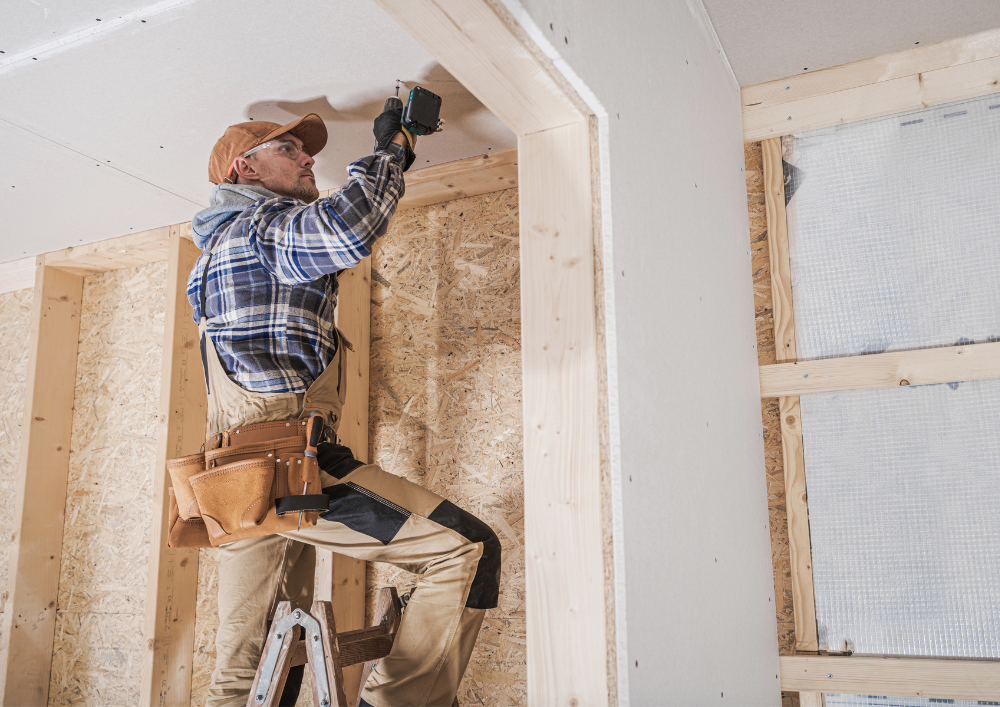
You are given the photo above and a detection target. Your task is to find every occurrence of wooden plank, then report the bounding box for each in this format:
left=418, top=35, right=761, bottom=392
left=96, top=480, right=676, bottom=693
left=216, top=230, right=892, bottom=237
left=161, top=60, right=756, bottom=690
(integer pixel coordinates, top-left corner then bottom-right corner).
left=797, top=693, right=825, bottom=707
left=744, top=52, right=1000, bottom=142
left=519, top=121, right=608, bottom=704
left=780, top=655, right=1000, bottom=700
left=759, top=341, right=1000, bottom=397
left=0, top=255, right=38, bottom=294
left=0, top=263, right=83, bottom=706
left=400, top=148, right=518, bottom=209
left=373, top=0, right=582, bottom=137
left=763, top=138, right=794, bottom=363
left=742, top=27, right=1000, bottom=110
left=317, top=257, right=372, bottom=705
left=763, top=138, right=818, bottom=652
left=140, top=229, right=204, bottom=706
left=43, top=225, right=173, bottom=275
left=312, top=601, right=349, bottom=707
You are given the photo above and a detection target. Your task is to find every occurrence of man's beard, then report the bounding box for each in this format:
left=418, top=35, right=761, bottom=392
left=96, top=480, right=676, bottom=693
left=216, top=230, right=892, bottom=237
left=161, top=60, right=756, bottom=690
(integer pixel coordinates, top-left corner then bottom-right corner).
left=288, top=178, right=319, bottom=203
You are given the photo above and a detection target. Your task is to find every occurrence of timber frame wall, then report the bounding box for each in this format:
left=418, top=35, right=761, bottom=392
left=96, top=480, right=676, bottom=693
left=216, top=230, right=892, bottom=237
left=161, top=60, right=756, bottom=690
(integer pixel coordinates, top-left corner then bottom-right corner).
left=748, top=28, right=1000, bottom=702
left=0, top=148, right=523, bottom=704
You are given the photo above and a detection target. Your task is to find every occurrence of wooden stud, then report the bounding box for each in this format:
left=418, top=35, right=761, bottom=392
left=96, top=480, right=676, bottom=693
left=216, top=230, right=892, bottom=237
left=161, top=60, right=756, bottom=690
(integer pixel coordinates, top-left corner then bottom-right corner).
left=43, top=225, right=173, bottom=276
left=742, top=28, right=1000, bottom=141
left=0, top=263, right=83, bottom=706
left=139, top=230, right=205, bottom=705
left=780, top=655, right=1000, bottom=699
left=797, top=693, right=825, bottom=707
left=315, top=257, right=372, bottom=704
left=763, top=137, right=819, bottom=652
left=519, top=121, right=608, bottom=704
left=759, top=340, right=1000, bottom=397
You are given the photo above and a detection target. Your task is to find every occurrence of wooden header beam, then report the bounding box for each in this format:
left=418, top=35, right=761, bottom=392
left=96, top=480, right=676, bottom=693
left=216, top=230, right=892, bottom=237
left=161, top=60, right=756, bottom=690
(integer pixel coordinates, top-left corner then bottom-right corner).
left=742, top=27, right=1000, bottom=141
left=780, top=655, right=1000, bottom=700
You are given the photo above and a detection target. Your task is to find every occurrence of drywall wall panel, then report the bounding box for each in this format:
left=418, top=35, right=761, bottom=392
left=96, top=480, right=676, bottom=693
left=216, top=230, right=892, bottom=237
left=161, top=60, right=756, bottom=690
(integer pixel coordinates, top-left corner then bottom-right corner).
left=0, top=288, right=34, bottom=648
left=366, top=189, right=525, bottom=704
left=47, top=262, right=166, bottom=704
left=513, top=1, right=779, bottom=703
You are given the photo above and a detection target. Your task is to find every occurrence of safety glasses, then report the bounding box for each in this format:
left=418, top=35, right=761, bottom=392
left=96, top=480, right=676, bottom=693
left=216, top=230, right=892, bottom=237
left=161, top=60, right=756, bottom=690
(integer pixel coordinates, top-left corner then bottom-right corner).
left=242, top=139, right=311, bottom=161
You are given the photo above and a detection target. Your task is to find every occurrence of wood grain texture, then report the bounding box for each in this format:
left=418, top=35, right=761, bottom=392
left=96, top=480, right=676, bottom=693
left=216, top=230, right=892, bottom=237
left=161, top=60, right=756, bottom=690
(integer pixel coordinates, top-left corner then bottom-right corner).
left=372, top=0, right=581, bottom=137
left=763, top=138, right=794, bottom=364
left=140, top=231, right=205, bottom=706
left=312, top=601, right=349, bottom=707
left=0, top=256, right=38, bottom=295
left=741, top=27, right=1000, bottom=110
left=400, top=149, right=518, bottom=209
left=763, top=137, right=818, bottom=653
left=0, top=264, right=83, bottom=706
left=519, top=122, right=607, bottom=705
left=43, top=226, right=173, bottom=276
left=742, top=29, right=1000, bottom=141
left=745, top=141, right=796, bottom=656
left=48, top=261, right=167, bottom=704
left=366, top=189, right=527, bottom=705
left=759, top=341, right=1000, bottom=397
left=780, top=655, right=1000, bottom=699
left=778, top=397, right=817, bottom=653
left=797, top=692, right=825, bottom=707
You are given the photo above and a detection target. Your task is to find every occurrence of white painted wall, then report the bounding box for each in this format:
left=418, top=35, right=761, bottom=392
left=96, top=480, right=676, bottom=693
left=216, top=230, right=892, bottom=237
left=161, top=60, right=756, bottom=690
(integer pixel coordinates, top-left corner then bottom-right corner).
left=510, top=1, right=779, bottom=703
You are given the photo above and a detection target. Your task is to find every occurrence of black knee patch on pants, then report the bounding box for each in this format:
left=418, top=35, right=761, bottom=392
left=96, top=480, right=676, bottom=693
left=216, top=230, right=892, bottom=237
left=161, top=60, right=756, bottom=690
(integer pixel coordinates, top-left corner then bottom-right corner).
left=427, top=500, right=501, bottom=609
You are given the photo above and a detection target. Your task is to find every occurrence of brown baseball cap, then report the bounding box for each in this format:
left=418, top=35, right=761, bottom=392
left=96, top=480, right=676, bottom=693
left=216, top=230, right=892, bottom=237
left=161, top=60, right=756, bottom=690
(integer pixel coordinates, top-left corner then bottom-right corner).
left=208, top=113, right=328, bottom=184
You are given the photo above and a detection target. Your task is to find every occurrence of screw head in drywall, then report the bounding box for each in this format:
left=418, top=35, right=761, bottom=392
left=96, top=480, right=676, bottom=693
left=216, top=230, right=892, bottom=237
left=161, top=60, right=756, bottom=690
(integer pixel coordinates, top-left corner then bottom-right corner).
left=787, top=116, right=792, bottom=120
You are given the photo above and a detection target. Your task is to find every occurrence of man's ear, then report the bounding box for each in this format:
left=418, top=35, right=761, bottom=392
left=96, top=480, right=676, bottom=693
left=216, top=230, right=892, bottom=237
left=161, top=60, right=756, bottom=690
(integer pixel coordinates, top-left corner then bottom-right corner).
left=232, top=156, right=260, bottom=183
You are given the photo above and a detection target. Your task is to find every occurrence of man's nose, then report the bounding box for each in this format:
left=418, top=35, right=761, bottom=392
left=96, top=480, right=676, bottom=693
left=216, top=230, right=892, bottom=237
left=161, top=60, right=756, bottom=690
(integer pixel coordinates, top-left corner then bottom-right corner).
left=300, top=152, right=315, bottom=169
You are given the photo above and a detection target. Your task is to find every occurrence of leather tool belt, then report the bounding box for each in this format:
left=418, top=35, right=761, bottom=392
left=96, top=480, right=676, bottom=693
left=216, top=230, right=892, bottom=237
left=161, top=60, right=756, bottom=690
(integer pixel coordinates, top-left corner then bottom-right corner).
left=166, top=418, right=331, bottom=549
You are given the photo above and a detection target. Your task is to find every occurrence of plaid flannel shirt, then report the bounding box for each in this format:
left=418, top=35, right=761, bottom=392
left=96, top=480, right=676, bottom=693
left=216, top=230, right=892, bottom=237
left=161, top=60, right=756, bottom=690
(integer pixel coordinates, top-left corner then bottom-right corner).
left=187, top=144, right=405, bottom=393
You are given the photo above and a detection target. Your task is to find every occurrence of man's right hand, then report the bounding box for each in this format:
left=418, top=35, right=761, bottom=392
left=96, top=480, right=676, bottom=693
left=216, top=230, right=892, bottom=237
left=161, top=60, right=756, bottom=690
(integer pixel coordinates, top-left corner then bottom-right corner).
left=373, top=107, right=416, bottom=171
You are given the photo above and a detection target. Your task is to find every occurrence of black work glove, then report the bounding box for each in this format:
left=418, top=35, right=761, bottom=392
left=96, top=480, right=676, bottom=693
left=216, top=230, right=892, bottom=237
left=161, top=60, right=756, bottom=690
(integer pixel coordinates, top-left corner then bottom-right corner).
left=317, top=441, right=364, bottom=481
left=373, top=107, right=416, bottom=171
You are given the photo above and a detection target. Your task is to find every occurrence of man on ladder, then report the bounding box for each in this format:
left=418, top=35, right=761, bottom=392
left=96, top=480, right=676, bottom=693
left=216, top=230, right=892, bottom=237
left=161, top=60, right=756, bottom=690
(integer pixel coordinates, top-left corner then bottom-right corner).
left=188, top=107, right=500, bottom=706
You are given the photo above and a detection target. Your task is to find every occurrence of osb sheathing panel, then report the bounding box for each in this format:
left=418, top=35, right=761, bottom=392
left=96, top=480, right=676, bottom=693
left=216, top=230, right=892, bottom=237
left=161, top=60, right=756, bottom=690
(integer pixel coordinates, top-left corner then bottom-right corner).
left=367, top=188, right=526, bottom=705
left=0, top=288, right=34, bottom=630
left=48, top=262, right=167, bottom=705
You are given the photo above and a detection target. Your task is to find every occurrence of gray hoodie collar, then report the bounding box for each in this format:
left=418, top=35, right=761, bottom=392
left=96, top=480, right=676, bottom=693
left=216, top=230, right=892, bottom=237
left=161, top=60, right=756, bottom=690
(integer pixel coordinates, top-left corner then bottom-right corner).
left=191, top=183, right=280, bottom=248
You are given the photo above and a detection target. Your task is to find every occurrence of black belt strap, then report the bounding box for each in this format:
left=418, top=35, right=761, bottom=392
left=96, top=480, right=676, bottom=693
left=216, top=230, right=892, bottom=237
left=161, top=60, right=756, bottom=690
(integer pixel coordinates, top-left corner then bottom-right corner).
left=275, top=494, right=331, bottom=515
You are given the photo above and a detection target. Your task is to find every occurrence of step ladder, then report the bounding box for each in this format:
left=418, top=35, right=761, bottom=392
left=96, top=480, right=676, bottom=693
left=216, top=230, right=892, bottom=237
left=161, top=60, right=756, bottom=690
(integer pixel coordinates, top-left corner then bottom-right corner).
left=247, top=587, right=402, bottom=707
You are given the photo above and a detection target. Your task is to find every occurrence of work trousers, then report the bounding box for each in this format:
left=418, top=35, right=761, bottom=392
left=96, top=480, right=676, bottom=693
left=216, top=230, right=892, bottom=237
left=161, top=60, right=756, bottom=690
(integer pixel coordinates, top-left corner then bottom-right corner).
left=206, top=461, right=501, bottom=707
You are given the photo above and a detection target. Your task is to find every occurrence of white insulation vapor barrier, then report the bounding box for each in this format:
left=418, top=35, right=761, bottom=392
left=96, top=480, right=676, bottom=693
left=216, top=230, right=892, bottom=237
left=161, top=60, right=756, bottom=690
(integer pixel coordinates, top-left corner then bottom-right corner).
left=802, top=380, right=1000, bottom=658
left=783, top=91, right=1000, bottom=361
left=825, top=695, right=998, bottom=707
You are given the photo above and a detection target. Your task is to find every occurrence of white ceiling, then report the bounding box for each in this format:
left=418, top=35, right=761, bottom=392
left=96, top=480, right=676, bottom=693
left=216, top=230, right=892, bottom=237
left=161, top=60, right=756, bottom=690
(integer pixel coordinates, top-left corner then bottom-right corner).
left=703, top=0, right=1000, bottom=87
left=0, top=0, right=516, bottom=261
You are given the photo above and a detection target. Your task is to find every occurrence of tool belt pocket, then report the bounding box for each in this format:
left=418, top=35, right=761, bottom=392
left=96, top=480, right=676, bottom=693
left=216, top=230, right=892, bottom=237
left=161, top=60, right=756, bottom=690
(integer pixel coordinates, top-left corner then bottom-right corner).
left=165, top=420, right=330, bottom=549
left=190, top=459, right=274, bottom=540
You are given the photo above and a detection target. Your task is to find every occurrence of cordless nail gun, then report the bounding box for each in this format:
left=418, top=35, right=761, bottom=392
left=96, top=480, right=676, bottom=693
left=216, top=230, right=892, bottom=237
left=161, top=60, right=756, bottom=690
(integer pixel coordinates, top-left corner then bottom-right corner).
left=383, top=80, right=443, bottom=151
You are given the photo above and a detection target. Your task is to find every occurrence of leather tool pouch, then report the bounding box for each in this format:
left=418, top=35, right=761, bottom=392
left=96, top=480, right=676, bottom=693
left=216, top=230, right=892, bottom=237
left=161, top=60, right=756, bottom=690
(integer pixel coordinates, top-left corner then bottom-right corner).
left=166, top=420, right=330, bottom=548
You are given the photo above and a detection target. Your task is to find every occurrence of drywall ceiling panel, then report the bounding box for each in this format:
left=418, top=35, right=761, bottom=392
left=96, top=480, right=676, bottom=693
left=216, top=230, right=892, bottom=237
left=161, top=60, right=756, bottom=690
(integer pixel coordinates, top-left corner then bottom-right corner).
left=0, top=0, right=155, bottom=56
left=702, top=0, right=1000, bottom=86
left=0, top=119, right=195, bottom=257
left=0, top=0, right=515, bottom=262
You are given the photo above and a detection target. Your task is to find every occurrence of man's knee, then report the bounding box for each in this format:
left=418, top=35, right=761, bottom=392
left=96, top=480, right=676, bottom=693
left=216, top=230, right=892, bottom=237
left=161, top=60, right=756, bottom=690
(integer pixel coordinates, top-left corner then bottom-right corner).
left=427, top=500, right=502, bottom=609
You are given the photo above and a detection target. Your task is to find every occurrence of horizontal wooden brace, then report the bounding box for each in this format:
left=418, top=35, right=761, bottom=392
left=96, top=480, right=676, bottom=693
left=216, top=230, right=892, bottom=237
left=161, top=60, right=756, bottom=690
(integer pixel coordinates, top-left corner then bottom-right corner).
left=742, top=28, right=1000, bottom=141
left=780, top=655, right=1000, bottom=700
left=759, top=341, right=1000, bottom=397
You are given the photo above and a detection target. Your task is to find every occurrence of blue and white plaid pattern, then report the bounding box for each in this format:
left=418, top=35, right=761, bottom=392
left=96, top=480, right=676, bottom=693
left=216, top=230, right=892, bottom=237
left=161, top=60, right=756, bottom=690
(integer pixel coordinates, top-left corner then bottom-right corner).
left=187, top=144, right=405, bottom=393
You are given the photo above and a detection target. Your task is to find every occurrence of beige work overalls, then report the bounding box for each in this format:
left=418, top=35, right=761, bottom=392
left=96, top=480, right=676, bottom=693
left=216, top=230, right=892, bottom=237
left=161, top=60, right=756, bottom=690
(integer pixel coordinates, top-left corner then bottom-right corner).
left=200, top=285, right=498, bottom=707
